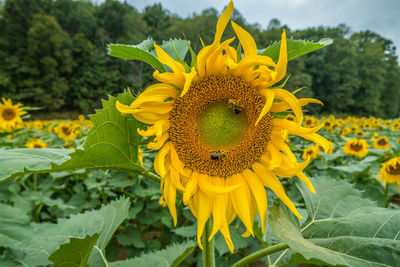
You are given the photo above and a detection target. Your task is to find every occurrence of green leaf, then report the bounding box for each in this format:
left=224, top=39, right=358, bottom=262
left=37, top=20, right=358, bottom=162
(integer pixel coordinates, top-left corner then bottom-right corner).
left=261, top=38, right=333, bottom=62
left=172, top=223, right=197, bottom=238
left=109, top=240, right=196, bottom=267
left=0, top=148, right=72, bottom=182
left=329, top=156, right=377, bottom=173
left=0, top=91, right=148, bottom=182
left=0, top=203, right=33, bottom=247
left=159, top=39, right=189, bottom=63
left=9, top=198, right=130, bottom=267
left=48, top=234, right=99, bottom=267
left=269, top=177, right=400, bottom=267
left=107, top=38, right=166, bottom=72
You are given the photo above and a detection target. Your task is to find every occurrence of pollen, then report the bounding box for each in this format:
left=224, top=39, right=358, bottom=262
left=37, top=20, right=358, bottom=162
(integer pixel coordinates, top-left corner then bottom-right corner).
left=169, top=74, right=272, bottom=177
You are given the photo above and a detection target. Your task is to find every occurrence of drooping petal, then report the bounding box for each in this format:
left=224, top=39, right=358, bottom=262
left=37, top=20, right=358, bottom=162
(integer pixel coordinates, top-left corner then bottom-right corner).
left=197, top=190, right=213, bottom=249
left=271, top=98, right=323, bottom=113
left=170, top=142, right=187, bottom=176
left=229, top=174, right=254, bottom=236
left=297, top=172, right=316, bottom=194
left=273, top=89, right=303, bottom=125
left=169, top=165, right=185, bottom=191
left=154, top=142, right=171, bottom=177
left=243, top=169, right=268, bottom=233
left=252, top=163, right=302, bottom=219
left=181, top=67, right=198, bottom=97
left=164, top=174, right=177, bottom=225
left=256, top=89, right=275, bottom=125
left=198, top=174, right=242, bottom=195
left=183, top=172, right=199, bottom=205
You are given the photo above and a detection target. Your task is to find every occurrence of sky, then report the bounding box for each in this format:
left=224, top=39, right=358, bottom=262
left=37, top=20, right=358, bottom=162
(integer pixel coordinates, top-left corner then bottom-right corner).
left=125, top=0, right=400, bottom=57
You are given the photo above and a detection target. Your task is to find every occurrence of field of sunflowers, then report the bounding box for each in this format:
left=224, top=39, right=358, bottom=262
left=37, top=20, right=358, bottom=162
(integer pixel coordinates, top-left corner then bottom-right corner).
left=1, top=1, right=399, bottom=266
left=1, top=95, right=399, bottom=266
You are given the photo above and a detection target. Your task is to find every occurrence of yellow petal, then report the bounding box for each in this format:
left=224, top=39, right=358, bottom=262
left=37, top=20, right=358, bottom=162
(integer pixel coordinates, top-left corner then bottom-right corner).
left=183, top=172, right=199, bottom=205
left=154, top=44, right=185, bottom=74
left=154, top=142, right=171, bottom=177
left=256, top=89, right=275, bottom=125
left=147, top=131, right=169, bottom=150
left=210, top=194, right=227, bottom=240
left=213, top=0, right=234, bottom=45
left=197, top=190, right=213, bottom=249
left=169, top=143, right=186, bottom=176
left=243, top=169, right=268, bottom=233
left=274, top=30, right=287, bottom=83
left=229, top=174, right=254, bottom=236
left=297, top=172, right=316, bottom=194
left=164, top=175, right=177, bottom=226
left=231, top=21, right=257, bottom=56
left=273, top=89, right=303, bottom=125
left=252, top=163, right=302, bottom=219
left=170, top=166, right=185, bottom=191
left=199, top=174, right=242, bottom=196
left=181, top=67, right=198, bottom=97
left=231, top=55, right=276, bottom=76
left=271, top=98, right=323, bottom=113
left=131, top=112, right=169, bottom=125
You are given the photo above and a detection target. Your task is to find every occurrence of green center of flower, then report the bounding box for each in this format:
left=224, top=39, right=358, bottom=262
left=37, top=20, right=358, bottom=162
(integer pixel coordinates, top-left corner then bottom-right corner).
left=197, top=101, right=248, bottom=149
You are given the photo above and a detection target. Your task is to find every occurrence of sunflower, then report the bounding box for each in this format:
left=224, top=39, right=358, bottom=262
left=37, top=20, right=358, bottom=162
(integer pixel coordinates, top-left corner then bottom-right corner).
left=373, top=136, right=390, bottom=149
left=355, top=129, right=366, bottom=137
left=56, top=122, right=76, bottom=144
left=25, top=138, right=48, bottom=149
left=322, top=119, right=333, bottom=130
left=0, top=97, right=26, bottom=132
left=302, top=145, right=320, bottom=160
left=378, top=156, right=400, bottom=185
left=116, top=1, right=329, bottom=252
left=343, top=139, right=369, bottom=158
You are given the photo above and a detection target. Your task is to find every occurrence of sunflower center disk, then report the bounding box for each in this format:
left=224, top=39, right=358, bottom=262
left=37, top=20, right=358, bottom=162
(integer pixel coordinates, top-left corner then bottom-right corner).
left=3, top=109, right=16, bottom=121
left=169, top=74, right=273, bottom=177
left=197, top=101, right=248, bottom=150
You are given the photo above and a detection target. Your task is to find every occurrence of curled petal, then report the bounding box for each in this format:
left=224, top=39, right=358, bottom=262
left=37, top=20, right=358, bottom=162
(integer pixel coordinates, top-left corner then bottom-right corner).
left=154, top=142, right=171, bottom=177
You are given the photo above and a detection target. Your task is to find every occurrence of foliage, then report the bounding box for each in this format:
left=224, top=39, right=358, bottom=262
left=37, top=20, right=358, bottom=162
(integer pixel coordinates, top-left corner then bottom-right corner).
left=0, top=0, right=399, bottom=116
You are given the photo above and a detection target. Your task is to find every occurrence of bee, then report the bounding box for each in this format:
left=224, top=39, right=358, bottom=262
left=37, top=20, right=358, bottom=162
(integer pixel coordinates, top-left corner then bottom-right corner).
left=210, top=151, right=226, bottom=161
left=228, top=99, right=242, bottom=114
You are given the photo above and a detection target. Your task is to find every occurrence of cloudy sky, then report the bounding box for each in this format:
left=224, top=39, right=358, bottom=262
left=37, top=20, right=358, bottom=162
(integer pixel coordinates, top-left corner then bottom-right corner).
left=126, top=0, right=400, bottom=57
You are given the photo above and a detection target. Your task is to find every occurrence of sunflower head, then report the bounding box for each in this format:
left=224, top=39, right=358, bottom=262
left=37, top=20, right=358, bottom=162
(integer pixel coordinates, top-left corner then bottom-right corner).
left=0, top=97, right=27, bottom=132
left=302, top=145, right=320, bottom=160
left=115, top=0, right=329, bottom=252
left=25, top=138, right=48, bottom=149
left=343, top=139, right=369, bottom=158
left=373, top=136, right=390, bottom=149
left=379, top=156, right=400, bottom=185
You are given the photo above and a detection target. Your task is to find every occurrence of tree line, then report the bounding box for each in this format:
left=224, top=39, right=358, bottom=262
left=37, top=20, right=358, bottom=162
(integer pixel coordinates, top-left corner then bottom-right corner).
left=0, top=0, right=399, bottom=117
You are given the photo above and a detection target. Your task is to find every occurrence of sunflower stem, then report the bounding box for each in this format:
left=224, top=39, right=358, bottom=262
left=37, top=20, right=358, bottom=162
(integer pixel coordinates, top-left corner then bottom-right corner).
left=384, top=183, right=390, bottom=208
left=202, top=219, right=215, bottom=267
left=232, top=243, right=289, bottom=267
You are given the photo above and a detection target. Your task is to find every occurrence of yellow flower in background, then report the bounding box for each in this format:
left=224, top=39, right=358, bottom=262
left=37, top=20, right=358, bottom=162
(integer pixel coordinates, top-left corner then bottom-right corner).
left=355, top=129, right=366, bottom=137
left=340, top=127, right=351, bottom=137
left=56, top=122, right=76, bottom=144
left=303, top=116, right=317, bottom=128
left=373, top=136, right=390, bottom=149
left=322, top=119, right=333, bottom=130
left=0, top=98, right=27, bottom=132
left=379, top=156, right=400, bottom=185
left=115, top=1, right=329, bottom=252
left=25, top=138, right=48, bottom=149
left=343, top=139, right=369, bottom=158
left=302, top=145, right=320, bottom=160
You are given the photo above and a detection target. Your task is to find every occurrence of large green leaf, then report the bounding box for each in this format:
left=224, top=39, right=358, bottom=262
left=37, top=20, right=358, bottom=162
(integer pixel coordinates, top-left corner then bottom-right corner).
left=261, top=38, right=333, bottom=63
left=8, top=198, right=130, bottom=266
left=269, top=177, right=400, bottom=267
left=0, top=148, right=72, bottom=182
left=0, top=91, right=146, bottom=182
left=48, top=234, right=99, bottom=267
left=0, top=204, right=33, bottom=247
left=107, top=38, right=166, bottom=72
left=110, top=240, right=196, bottom=267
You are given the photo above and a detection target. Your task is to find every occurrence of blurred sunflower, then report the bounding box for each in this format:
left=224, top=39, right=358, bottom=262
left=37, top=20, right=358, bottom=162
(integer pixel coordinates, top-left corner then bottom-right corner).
left=116, top=1, right=329, bottom=251
left=379, top=156, right=400, bottom=185
left=25, top=138, right=48, bottom=149
left=302, top=146, right=320, bottom=160
left=373, top=136, right=390, bottom=149
left=0, top=98, right=26, bottom=131
left=343, top=139, right=369, bottom=158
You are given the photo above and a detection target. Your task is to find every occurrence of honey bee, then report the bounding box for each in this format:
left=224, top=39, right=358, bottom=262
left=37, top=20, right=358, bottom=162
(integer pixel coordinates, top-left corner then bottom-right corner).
left=228, top=99, right=242, bottom=114
left=210, top=151, right=226, bottom=161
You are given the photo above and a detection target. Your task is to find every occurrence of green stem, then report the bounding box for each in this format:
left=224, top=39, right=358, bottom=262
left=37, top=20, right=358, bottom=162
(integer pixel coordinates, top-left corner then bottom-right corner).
left=385, top=183, right=390, bottom=208
left=232, top=243, right=289, bottom=267
left=202, top=219, right=215, bottom=267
